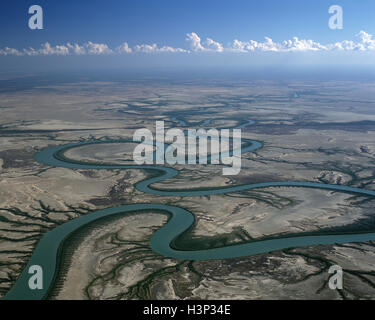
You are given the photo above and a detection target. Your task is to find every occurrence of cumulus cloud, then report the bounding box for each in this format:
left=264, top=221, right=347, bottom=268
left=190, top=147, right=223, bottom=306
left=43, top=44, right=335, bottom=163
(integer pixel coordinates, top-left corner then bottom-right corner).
left=355, top=30, right=375, bottom=50
left=205, top=38, right=224, bottom=52
left=0, top=47, right=22, bottom=56
left=1, top=31, right=375, bottom=56
left=186, top=32, right=206, bottom=51
left=66, top=43, right=86, bottom=55
left=10, top=41, right=113, bottom=56
left=134, top=43, right=188, bottom=53
left=84, top=42, right=113, bottom=55
left=38, top=42, right=70, bottom=55
left=328, top=31, right=375, bottom=51
left=158, top=46, right=188, bottom=53
left=116, top=42, right=132, bottom=54
left=282, top=38, right=327, bottom=51
left=229, top=36, right=327, bottom=52
left=0, top=41, right=187, bottom=56
left=228, top=31, right=375, bottom=52
left=185, top=32, right=224, bottom=52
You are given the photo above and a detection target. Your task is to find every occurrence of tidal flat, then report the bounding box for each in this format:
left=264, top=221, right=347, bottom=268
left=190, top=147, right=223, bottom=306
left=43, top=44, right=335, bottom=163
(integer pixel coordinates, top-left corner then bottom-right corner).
left=1, top=76, right=375, bottom=299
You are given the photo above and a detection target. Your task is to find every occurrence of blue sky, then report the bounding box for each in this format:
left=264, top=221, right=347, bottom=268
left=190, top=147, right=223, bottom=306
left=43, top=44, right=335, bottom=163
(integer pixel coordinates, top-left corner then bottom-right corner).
left=0, top=0, right=374, bottom=70
left=1, top=0, right=374, bottom=46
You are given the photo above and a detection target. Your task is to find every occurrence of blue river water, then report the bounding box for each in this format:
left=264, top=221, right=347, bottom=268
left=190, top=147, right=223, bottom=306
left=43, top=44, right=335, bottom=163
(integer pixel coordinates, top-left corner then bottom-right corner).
left=4, top=120, right=375, bottom=300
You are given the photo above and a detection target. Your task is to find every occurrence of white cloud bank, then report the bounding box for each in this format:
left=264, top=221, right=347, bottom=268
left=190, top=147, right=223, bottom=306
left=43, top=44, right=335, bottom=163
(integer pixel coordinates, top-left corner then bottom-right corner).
left=1, top=31, right=374, bottom=56
left=186, top=31, right=375, bottom=52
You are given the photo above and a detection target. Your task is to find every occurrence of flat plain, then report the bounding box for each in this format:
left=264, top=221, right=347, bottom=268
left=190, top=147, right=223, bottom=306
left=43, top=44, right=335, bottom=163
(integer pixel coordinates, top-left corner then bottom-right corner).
left=1, top=74, right=375, bottom=299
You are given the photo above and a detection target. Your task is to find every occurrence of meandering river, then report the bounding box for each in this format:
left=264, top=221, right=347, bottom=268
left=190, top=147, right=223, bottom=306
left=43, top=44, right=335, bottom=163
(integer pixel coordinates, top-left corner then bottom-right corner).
left=5, top=120, right=375, bottom=300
